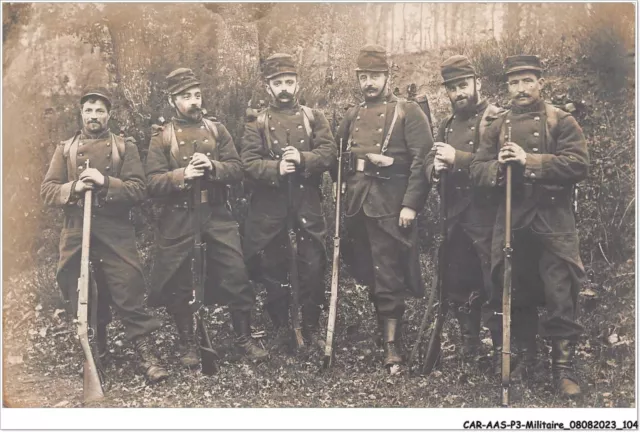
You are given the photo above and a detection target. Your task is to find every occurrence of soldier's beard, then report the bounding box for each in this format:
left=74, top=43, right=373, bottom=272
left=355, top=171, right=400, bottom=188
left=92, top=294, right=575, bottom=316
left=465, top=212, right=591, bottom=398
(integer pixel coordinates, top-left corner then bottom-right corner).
left=452, top=92, right=478, bottom=116
left=177, top=105, right=203, bottom=122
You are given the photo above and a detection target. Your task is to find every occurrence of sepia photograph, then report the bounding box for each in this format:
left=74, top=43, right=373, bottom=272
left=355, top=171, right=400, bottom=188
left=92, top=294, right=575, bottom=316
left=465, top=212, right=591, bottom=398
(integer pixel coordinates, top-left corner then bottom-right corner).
left=1, top=1, right=636, bottom=428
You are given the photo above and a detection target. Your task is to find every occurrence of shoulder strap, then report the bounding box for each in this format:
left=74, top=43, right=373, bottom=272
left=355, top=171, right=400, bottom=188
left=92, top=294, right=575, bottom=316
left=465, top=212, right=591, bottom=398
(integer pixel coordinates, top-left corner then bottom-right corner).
left=202, top=118, right=220, bottom=159
left=62, top=132, right=81, bottom=179
left=110, top=133, right=126, bottom=177
left=476, top=104, right=501, bottom=151
left=380, top=100, right=402, bottom=154
left=162, top=122, right=180, bottom=168
left=300, top=105, right=315, bottom=138
left=257, top=109, right=275, bottom=156
left=544, top=103, right=561, bottom=153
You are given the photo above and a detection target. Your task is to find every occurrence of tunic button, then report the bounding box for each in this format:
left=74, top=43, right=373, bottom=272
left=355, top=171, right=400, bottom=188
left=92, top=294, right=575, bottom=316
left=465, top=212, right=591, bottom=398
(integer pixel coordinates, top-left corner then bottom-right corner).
left=297, top=125, right=303, bottom=129
left=78, top=166, right=83, bottom=170
left=177, top=129, right=182, bottom=133
left=377, top=128, right=383, bottom=132
left=183, top=156, right=188, bottom=160
left=78, top=153, right=83, bottom=157
left=468, top=141, right=474, bottom=146
left=300, top=139, right=304, bottom=143
left=532, top=148, right=539, bottom=152
left=364, top=105, right=368, bottom=109
left=356, top=116, right=361, bottom=120
left=200, top=125, right=205, bottom=129
left=379, top=113, right=385, bottom=117
left=270, top=127, right=275, bottom=131
left=204, top=139, right=209, bottom=143
left=107, top=152, right=111, bottom=156
left=295, top=112, right=301, bottom=116
left=534, top=116, right=540, bottom=121
left=449, top=128, right=453, bottom=132
left=300, top=184, right=304, bottom=189
left=533, top=132, right=540, bottom=137
left=276, top=155, right=280, bottom=159
left=105, top=143, right=109, bottom=147
left=274, top=140, right=279, bottom=144
left=383, top=101, right=387, bottom=105
left=471, top=126, right=475, bottom=131
left=206, top=152, right=211, bottom=156
left=268, top=115, right=272, bottom=119
left=505, top=119, right=511, bottom=124
left=376, top=143, right=380, bottom=147
left=105, top=166, right=110, bottom=171
left=355, top=128, right=359, bottom=132
left=530, top=172, right=536, bottom=178
left=180, top=141, right=185, bottom=145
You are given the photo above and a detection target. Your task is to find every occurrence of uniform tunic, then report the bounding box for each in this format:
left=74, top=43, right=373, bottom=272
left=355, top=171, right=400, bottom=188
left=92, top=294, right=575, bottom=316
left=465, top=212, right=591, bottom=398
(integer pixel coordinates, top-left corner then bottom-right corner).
left=335, top=94, right=432, bottom=317
left=41, top=130, right=160, bottom=340
left=470, top=100, right=589, bottom=339
left=424, top=100, right=502, bottom=304
left=145, top=116, right=253, bottom=314
left=241, top=103, right=336, bottom=313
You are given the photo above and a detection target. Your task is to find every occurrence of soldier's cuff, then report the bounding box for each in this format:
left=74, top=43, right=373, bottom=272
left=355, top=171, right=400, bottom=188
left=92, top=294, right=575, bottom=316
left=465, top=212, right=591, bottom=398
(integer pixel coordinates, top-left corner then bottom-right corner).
left=172, top=167, right=187, bottom=191
left=452, top=150, right=473, bottom=173
left=104, top=176, right=122, bottom=203
left=60, top=181, right=75, bottom=205
left=298, top=152, right=307, bottom=176
left=523, top=153, right=546, bottom=181
left=97, top=175, right=110, bottom=199
left=207, top=160, right=222, bottom=182
left=493, top=164, right=503, bottom=187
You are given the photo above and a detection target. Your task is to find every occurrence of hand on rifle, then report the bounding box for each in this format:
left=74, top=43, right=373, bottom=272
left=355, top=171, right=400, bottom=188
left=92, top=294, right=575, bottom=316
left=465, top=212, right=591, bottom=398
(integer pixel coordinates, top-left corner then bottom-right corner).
left=79, top=168, right=105, bottom=187
left=498, top=142, right=527, bottom=166
left=185, top=154, right=209, bottom=180
left=434, top=142, right=456, bottom=165
left=399, top=206, right=417, bottom=228
left=74, top=179, right=94, bottom=193
left=279, top=160, right=296, bottom=176
left=282, top=146, right=301, bottom=165
left=191, top=152, right=213, bottom=171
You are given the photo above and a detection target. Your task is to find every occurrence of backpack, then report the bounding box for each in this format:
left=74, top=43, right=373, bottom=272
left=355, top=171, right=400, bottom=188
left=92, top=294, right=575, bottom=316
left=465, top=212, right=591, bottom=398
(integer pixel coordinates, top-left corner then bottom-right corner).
left=62, top=132, right=127, bottom=179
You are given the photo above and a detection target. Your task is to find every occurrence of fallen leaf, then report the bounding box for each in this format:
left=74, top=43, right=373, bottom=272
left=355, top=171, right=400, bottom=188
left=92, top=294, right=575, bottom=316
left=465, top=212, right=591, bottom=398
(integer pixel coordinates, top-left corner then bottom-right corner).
left=53, top=400, right=69, bottom=408
left=7, top=355, right=23, bottom=365
left=35, top=304, right=43, bottom=311
left=608, top=334, right=619, bottom=345
left=39, top=327, right=48, bottom=338
left=581, top=288, right=598, bottom=298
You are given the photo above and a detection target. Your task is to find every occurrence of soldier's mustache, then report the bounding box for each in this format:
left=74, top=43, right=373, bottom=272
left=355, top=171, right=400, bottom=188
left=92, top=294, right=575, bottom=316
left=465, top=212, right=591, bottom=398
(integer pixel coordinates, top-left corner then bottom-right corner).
left=517, top=93, right=530, bottom=98
left=277, top=91, right=293, bottom=99
left=364, top=85, right=378, bottom=92
left=187, top=106, right=201, bottom=114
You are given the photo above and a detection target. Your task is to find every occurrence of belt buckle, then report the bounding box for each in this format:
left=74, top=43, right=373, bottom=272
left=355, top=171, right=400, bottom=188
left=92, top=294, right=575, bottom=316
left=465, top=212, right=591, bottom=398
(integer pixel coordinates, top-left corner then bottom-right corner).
left=356, top=158, right=365, bottom=172
left=201, top=190, right=208, bottom=204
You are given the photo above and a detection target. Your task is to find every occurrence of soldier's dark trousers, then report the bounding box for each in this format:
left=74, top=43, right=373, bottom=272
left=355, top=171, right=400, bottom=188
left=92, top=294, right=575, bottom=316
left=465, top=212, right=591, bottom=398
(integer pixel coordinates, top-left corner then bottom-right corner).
left=346, top=210, right=406, bottom=318
left=258, top=228, right=325, bottom=318
left=162, top=226, right=254, bottom=316
left=444, top=224, right=486, bottom=306
left=58, top=237, right=161, bottom=341
left=486, top=226, right=582, bottom=342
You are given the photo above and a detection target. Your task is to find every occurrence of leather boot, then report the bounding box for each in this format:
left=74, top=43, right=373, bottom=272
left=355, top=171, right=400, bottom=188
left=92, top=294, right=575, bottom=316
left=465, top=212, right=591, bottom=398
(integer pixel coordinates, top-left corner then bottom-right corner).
left=511, top=335, right=537, bottom=383
left=382, top=318, right=403, bottom=367
left=173, top=312, right=199, bottom=368
left=265, top=298, right=291, bottom=353
left=133, top=336, right=170, bottom=383
left=302, top=304, right=325, bottom=350
left=453, top=304, right=482, bottom=358
left=552, top=339, right=582, bottom=398
left=231, top=311, right=269, bottom=362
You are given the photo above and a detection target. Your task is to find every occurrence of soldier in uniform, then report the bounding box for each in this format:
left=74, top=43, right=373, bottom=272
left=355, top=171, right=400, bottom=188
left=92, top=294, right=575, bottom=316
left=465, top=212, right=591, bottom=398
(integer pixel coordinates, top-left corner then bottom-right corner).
left=145, top=68, right=268, bottom=365
left=335, top=45, right=432, bottom=368
left=241, top=53, right=336, bottom=350
left=424, top=55, right=503, bottom=360
left=41, top=88, right=169, bottom=383
left=470, top=55, right=589, bottom=397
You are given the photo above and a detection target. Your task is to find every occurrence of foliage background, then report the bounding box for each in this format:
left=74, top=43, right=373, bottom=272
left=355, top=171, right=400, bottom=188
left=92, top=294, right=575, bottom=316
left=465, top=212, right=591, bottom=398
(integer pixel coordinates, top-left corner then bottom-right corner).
left=2, top=3, right=636, bottom=409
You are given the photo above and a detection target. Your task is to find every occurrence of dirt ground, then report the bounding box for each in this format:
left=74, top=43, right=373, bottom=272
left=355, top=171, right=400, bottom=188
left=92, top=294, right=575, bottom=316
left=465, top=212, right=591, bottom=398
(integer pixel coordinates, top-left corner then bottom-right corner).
left=2, top=253, right=634, bottom=409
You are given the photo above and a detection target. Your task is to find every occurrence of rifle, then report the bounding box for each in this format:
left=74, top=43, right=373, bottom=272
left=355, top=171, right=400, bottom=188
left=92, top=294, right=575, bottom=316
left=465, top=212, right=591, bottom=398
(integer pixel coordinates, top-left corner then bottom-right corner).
left=76, top=160, right=105, bottom=403
left=501, top=126, right=514, bottom=406
left=190, top=177, right=220, bottom=375
left=323, top=137, right=343, bottom=368
left=285, top=131, right=305, bottom=349
left=420, top=171, right=449, bottom=375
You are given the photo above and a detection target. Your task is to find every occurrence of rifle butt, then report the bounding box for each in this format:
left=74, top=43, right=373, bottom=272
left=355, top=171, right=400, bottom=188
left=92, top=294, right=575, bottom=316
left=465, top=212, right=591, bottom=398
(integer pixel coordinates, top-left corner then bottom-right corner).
left=80, top=338, right=104, bottom=403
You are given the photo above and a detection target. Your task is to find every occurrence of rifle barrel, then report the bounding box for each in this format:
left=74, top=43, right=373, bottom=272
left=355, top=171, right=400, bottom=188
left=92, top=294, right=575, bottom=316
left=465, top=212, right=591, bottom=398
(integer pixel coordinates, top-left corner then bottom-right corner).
left=501, top=126, right=513, bottom=407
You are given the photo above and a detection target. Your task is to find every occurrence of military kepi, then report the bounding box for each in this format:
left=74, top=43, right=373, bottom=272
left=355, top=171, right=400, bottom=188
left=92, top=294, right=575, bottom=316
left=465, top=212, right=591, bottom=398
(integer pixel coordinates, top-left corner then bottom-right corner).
left=504, top=54, right=543, bottom=76
left=263, top=53, right=297, bottom=80
left=355, top=44, right=389, bottom=72
left=166, top=68, right=200, bottom=95
left=81, top=87, right=112, bottom=110
left=441, top=55, right=476, bottom=84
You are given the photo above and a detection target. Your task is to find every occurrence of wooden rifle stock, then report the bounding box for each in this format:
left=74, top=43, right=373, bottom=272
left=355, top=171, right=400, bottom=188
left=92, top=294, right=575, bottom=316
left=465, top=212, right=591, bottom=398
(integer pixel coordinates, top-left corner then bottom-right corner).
left=323, top=138, right=344, bottom=368
left=285, top=131, right=304, bottom=349
left=191, top=177, right=219, bottom=375
left=502, top=126, right=513, bottom=407
left=76, top=160, right=105, bottom=403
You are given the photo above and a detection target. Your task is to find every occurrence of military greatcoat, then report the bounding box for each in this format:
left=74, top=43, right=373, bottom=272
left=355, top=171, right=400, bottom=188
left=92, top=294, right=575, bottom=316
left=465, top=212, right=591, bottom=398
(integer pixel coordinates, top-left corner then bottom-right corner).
left=241, top=103, right=336, bottom=314
left=424, top=100, right=502, bottom=303
left=145, top=116, right=253, bottom=313
left=41, top=130, right=160, bottom=340
left=335, top=93, right=432, bottom=317
left=470, top=100, right=589, bottom=339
